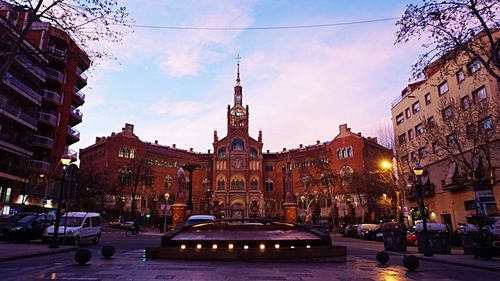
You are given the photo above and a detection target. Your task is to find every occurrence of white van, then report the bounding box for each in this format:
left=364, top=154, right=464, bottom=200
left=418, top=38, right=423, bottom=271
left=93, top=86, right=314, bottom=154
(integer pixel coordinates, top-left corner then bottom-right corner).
left=43, top=212, right=102, bottom=245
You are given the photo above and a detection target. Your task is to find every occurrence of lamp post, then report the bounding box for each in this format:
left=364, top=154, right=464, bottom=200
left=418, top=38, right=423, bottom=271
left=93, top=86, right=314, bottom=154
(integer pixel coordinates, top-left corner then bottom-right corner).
left=163, top=193, right=169, bottom=233
left=49, top=157, right=71, bottom=248
left=39, top=174, right=48, bottom=213
left=413, top=163, right=433, bottom=257
left=380, top=160, right=400, bottom=221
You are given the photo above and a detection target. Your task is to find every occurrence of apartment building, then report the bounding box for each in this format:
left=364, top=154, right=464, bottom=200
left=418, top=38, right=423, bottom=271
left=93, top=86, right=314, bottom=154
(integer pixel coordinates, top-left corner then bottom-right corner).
left=79, top=65, right=393, bottom=223
left=0, top=2, right=90, bottom=215
left=391, top=31, right=500, bottom=229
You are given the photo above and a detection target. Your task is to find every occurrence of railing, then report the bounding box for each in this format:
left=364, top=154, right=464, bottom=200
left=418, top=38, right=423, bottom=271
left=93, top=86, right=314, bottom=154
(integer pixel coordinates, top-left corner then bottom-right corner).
left=48, top=45, right=67, bottom=58
left=32, top=135, right=55, bottom=148
left=64, top=147, right=78, bottom=159
left=42, top=90, right=61, bottom=104
left=46, top=68, right=64, bottom=83
left=36, top=112, right=57, bottom=126
left=3, top=73, right=42, bottom=104
left=73, top=86, right=85, bottom=102
left=0, top=98, right=37, bottom=126
left=16, top=55, right=46, bottom=80
left=0, top=131, right=32, bottom=152
left=76, top=67, right=88, bottom=82
left=70, top=106, right=83, bottom=119
left=67, top=126, right=80, bottom=139
left=28, top=160, right=51, bottom=173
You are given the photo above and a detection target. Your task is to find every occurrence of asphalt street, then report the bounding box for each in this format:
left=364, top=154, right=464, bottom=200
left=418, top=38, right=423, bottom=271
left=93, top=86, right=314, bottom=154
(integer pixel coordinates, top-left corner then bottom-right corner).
left=0, top=232, right=499, bottom=281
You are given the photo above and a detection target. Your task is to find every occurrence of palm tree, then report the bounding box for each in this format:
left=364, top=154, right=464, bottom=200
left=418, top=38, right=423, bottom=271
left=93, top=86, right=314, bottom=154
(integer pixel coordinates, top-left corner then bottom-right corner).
left=184, top=163, right=200, bottom=210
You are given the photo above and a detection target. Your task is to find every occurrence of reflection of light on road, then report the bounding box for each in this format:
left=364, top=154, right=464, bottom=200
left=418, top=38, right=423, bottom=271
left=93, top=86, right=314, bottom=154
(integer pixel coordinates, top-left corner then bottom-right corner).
left=376, top=271, right=401, bottom=281
left=50, top=272, right=57, bottom=280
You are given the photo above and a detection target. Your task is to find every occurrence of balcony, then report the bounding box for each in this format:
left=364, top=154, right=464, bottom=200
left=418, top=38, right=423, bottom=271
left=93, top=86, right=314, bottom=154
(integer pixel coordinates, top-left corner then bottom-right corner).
left=28, top=160, right=51, bottom=173
left=32, top=135, right=55, bottom=149
left=3, top=73, right=42, bottom=105
left=70, top=106, right=83, bottom=122
left=441, top=179, right=466, bottom=192
left=36, top=112, right=57, bottom=127
left=42, top=89, right=61, bottom=105
left=16, top=55, right=46, bottom=81
left=47, top=45, right=67, bottom=60
left=64, top=147, right=78, bottom=160
left=73, top=86, right=85, bottom=104
left=0, top=132, right=32, bottom=157
left=46, top=68, right=64, bottom=83
left=67, top=126, right=80, bottom=143
left=76, top=67, right=88, bottom=84
left=0, top=98, right=38, bottom=129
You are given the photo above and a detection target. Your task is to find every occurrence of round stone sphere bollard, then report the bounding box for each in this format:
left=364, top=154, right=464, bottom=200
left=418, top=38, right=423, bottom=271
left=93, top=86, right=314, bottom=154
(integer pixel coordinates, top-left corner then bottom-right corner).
left=101, top=245, right=115, bottom=259
left=376, top=251, right=390, bottom=265
left=403, top=255, right=419, bottom=271
left=75, top=248, right=92, bottom=265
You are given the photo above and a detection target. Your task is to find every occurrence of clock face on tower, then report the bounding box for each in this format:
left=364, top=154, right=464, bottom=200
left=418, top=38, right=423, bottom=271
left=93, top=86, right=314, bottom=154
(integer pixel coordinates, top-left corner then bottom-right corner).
left=235, top=94, right=241, bottom=103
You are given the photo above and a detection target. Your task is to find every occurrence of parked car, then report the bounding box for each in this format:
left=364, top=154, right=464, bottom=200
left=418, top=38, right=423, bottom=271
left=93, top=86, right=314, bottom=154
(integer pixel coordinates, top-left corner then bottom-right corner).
left=343, top=224, right=358, bottom=237
left=0, top=213, right=37, bottom=240
left=363, top=225, right=382, bottom=240
left=43, top=212, right=102, bottom=245
left=120, top=221, right=135, bottom=230
left=109, top=219, right=124, bottom=228
left=407, top=230, right=418, bottom=246
left=357, top=223, right=379, bottom=238
left=1, top=213, right=54, bottom=242
left=184, top=215, right=216, bottom=226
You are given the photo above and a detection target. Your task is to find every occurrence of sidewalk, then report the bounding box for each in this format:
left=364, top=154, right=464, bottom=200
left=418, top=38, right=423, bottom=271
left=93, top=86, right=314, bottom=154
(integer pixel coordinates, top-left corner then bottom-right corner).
left=0, top=241, right=77, bottom=262
left=331, top=234, right=500, bottom=272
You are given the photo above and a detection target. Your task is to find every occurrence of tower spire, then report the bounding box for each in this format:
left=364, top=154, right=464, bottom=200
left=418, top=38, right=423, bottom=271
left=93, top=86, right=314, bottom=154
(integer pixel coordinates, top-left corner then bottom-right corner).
left=235, top=54, right=241, bottom=86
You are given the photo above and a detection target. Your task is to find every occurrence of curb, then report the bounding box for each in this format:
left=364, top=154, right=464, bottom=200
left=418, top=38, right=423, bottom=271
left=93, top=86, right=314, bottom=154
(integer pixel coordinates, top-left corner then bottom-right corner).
left=387, top=251, right=500, bottom=272
left=0, top=246, right=78, bottom=262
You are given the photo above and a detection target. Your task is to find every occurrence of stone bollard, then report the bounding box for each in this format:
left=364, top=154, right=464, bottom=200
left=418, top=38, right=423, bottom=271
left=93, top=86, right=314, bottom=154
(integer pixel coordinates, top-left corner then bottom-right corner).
left=376, top=251, right=390, bottom=265
left=101, top=245, right=115, bottom=259
left=75, top=248, right=92, bottom=265
left=403, top=255, right=419, bottom=271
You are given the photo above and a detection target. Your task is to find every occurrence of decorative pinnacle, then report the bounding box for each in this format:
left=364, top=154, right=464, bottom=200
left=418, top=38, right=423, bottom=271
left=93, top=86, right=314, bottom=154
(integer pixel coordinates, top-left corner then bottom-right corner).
left=235, top=54, right=241, bottom=85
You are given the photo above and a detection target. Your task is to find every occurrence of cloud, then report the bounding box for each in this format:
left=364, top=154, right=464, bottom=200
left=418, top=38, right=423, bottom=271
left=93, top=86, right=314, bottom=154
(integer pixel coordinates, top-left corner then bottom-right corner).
left=149, top=99, right=204, bottom=116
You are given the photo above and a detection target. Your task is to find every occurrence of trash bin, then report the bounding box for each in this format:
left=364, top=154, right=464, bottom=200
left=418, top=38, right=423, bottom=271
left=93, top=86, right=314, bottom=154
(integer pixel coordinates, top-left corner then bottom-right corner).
left=415, top=222, right=451, bottom=254
left=382, top=222, right=407, bottom=252
left=458, top=223, right=479, bottom=255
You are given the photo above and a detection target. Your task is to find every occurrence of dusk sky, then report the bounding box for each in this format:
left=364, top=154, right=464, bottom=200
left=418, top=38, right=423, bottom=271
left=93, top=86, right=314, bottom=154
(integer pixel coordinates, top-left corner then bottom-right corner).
left=78, top=0, right=422, bottom=154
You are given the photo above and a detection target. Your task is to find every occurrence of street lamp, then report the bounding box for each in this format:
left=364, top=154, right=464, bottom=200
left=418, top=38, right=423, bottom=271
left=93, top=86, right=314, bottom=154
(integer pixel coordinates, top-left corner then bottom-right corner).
left=49, top=157, right=71, bottom=248
left=163, top=193, right=169, bottom=233
left=413, top=163, right=433, bottom=257
left=39, top=174, right=48, bottom=213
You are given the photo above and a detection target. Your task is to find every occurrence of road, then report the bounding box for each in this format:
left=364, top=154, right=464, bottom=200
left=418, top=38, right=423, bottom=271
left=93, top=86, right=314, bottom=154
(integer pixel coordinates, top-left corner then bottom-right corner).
left=0, top=232, right=498, bottom=280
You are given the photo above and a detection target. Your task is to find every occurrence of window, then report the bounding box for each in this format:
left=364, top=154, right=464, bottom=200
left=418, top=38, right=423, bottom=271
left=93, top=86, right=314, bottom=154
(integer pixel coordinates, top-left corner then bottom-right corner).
left=468, top=59, right=481, bottom=74
left=401, top=155, right=409, bottom=166
left=438, top=81, right=449, bottom=96
left=410, top=151, right=416, bottom=162
left=415, top=123, right=424, bottom=136
left=418, top=147, right=427, bottom=158
left=412, top=101, right=421, bottom=113
left=249, top=148, right=258, bottom=159
left=442, top=106, right=453, bottom=120
left=461, top=96, right=470, bottom=109
left=480, top=117, right=493, bottom=131
left=473, top=86, right=487, bottom=102
left=466, top=124, right=475, bottom=138
left=91, top=216, right=101, bottom=227
left=118, top=147, right=125, bottom=157
left=4, top=187, right=11, bottom=203
left=408, top=129, right=414, bottom=140
left=230, top=178, right=244, bottom=190
left=217, top=148, right=226, bottom=158
left=432, top=142, right=440, bottom=153
left=347, top=146, right=353, bottom=157
left=231, top=139, right=244, bottom=151
left=83, top=218, right=91, bottom=228
left=265, top=179, right=273, bottom=192
left=396, top=113, right=404, bottom=125
left=447, top=133, right=457, bottom=145
left=264, top=165, right=273, bottom=172
left=424, top=93, right=431, bottom=105
left=250, top=179, right=258, bottom=190
left=456, top=70, right=465, bottom=83
left=427, top=116, right=435, bottom=127
left=398, top=134, right=407, bottom=145
left=405, top=108, right=411, bottom=118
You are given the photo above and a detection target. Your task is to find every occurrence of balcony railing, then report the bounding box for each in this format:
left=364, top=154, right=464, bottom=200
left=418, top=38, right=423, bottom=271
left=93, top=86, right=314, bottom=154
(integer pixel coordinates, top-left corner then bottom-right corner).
left=0, top=98, right=37, bottom=127
left=67, top=126, right=80, bottom=140
left=46, top=68, right=64, bottom=83
left=28, top=160, right=51, bottom=173
left=76, top=67, right=88, bottom=83
left=70, top=106, right=83, bottom=119
left=48, top=45, right=67, bottom=58
left=42, top=90, right=61, bottom=104
left=32, top=135, right=55, bottom=149
left=73, top=86, right=85, bottom=103
left=16, top=55, right=46, bottom=80
left=36, top=112, right=57, bottom=126
left=64, top=147, right=78, bottom=160
left=3, top=73, right=42, bottom=104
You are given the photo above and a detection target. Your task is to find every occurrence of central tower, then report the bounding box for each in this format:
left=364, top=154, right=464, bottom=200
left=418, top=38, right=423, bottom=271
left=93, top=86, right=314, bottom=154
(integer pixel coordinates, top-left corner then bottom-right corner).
left=227, top=57, right=249, bottom=134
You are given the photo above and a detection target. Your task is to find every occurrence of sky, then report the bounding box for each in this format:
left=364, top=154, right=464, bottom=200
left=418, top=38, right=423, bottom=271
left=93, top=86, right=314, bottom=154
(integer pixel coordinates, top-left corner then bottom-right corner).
left=77, top=0, right=422, bottom=154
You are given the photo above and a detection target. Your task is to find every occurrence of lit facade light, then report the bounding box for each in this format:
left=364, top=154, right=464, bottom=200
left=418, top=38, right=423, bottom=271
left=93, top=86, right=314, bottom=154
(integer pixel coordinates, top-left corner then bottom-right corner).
left=243, top=245, right=249, bottom=249
left=259, top=244, right=265, bottom=250
left=228, top=244, right=234, bottom=249
left=274, top=244, right=280, bottom=249
left=196, top=244, right=202, bottom=249
left=212, top=244, right=218, bottom=249
left=306, top=245, right=311, bottom=248
left=180, top=245, right=186, bottom=249
left=290, top=246, right=295, bottom=249
left=380, top=160, right=392, bottom=170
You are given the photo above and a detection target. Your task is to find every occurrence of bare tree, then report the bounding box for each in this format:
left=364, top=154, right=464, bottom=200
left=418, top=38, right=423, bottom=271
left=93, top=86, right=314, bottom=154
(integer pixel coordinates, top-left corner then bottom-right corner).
left=395, top=0, right=500, bottom=81
left=0, top=0, right=131, bottom=82
left=77, top=168, right=117, bottom=213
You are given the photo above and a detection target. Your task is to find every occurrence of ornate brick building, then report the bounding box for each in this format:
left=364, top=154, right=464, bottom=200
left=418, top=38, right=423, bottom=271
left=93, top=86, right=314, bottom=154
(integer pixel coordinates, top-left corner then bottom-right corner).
left=79, top=64, right=392, bottom=223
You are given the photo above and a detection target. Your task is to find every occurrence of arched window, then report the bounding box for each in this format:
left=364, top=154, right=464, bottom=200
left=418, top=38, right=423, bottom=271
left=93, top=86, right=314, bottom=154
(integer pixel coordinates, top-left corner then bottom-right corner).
left=118, top=167, right=132, bottom=186
left=217, top=178, right=225, bottom=190
left=118, top=147, right=125, bottom=157
left=217, top=148, right=226, bottom=158
left=265, top=179, right=273, bottom=192
left=231, top=139, right=244, bottom=151
left=337, top=149, right=342, bottom=159
left=249, top=148, right=258, bottom=159
left=231, top=178, right=245, bottom=190
left=347, top=146, right=353, bottom=158
left=250, top=179, right=258, bottom=190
